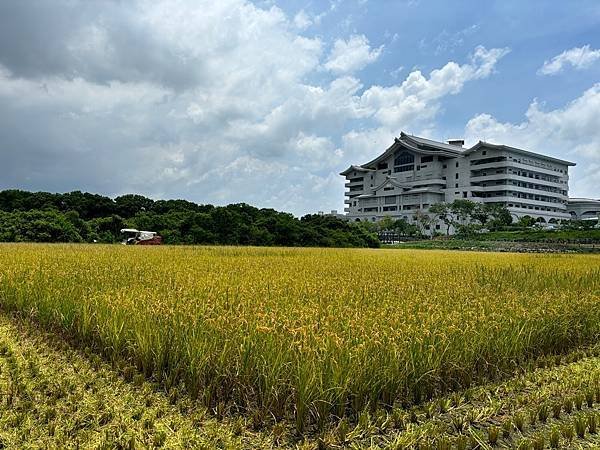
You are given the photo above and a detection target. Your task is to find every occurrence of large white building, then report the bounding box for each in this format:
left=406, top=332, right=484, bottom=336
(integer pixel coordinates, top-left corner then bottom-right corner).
left=341, top=132, right=581, bottom=226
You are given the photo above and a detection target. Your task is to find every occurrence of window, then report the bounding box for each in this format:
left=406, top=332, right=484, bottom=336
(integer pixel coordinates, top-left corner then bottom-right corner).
left=393, top=164, right=414, bottom=173
left=435, top=224, right=441, bottom=230
left=384, top=196, right=396, bottom=205
left=455, top=173, right=459, bottom=179
left=456, top=162, right=459, bottom=168
left=482, top=150, right=487, bottom=155
left=463, top=192, right=468, bottom=198
left=383, top=186, right=394, bottom=191
left=377, top=162, right=388, bottom=170
left=416, top=165, right=421, bottom=171
left=443, top=164, right=447, bottom=169
left=394, top=151, right=414, bottom=166
left=455, top=183, right=459, bottom=188
left=393, top=151, right=415, bottom=173
left=421, top=156, right=434, bottom=163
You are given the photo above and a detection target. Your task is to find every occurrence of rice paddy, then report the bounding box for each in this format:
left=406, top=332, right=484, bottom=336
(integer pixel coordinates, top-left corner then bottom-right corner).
left=0, top=243, right=599, bottom=448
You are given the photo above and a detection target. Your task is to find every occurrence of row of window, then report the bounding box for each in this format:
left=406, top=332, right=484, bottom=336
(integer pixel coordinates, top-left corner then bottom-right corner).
left=508, top=155, right=565, bottom=173
left=508, top=169, right=562, bottom=184
left=472, top=191, right=563, bottom=204
left=473, top=180, right=565, bottom=195
left=391, top=151, right=436, bottom=173
left=359, top=204, right=423, bottom=213
left=470, top=156, right=506, bottom=166
left=507, top=203, right=560, bottom=212
left=393, top=164, right=414, bottom=173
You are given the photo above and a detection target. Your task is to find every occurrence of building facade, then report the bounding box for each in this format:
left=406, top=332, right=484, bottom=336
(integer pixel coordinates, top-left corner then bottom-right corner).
left=567, top=198, right=600, bottom=221
left=341, top=132, right=576, bottom=226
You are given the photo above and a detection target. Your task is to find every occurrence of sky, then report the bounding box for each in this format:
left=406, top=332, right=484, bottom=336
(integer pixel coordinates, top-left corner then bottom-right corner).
left=1, top=0, right=600, bottom=216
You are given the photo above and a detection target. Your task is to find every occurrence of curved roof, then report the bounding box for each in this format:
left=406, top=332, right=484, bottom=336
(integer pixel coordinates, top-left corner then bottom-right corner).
left=400, top=132, right=465, bottom=153
left=342, top=132, right=465, bottom=176
left=340, top=132, right=577, bottom=176
left=466, top=141, right=576, bottom=166
left=339, top=164, right=375, bottom=176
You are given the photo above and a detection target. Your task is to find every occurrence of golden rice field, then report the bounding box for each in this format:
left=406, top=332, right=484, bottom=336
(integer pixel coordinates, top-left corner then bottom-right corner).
left=0, top=243, right=599, bottom=442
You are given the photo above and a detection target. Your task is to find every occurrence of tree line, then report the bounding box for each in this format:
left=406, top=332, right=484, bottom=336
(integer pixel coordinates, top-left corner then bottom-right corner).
left=0, top=190, right=379, bottom=247
left=373, top=200, right=514, bottom=238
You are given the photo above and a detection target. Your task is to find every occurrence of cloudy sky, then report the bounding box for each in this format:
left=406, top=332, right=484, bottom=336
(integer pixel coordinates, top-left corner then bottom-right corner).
left=1, top=0, right=600, bottom=215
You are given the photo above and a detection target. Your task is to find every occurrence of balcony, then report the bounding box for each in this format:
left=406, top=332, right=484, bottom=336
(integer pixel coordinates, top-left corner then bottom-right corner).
left=345, top=180, right=364, bottom=188
left=470, top=160, right=568, bottom=178
left=470, top=184, right=567, bottom=200
left=470, top=173, right=565, bottom=189
left=345, top=188, right=364, bottom=197
left=479, top=196, right=567, bottom=210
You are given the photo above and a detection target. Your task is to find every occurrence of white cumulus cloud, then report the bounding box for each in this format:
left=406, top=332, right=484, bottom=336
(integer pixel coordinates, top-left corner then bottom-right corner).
left=324, top=34, right=383, bottom=74
left=0, top=0, right=512, bottom=215
left=539, top=45, right=600, bottom=75
left=293, top=10, right=312, bottom=30
left=358, top=46, right=510, bottom=129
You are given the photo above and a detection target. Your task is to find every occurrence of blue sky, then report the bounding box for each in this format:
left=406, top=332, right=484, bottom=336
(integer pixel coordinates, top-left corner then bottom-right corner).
left=276, top=0, right=600, bottom=139
left=1, top=0, right=599, bottom=215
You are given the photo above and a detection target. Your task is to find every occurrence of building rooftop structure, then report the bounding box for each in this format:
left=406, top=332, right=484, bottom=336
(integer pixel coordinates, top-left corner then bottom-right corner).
left=341, top=132, right=583, bottom=230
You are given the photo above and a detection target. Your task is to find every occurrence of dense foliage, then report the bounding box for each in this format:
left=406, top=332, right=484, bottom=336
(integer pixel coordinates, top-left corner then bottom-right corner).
left=469, top=228, right=600, bottom=243
left=428, top=199, right=513, bottom=235
left=0, top=189, right=378, bottom=247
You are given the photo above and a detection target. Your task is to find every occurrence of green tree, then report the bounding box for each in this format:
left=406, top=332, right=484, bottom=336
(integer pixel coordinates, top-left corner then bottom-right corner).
left=470, top=203, right=490, bottom=226
left=518, top=215, right=536, bottom=227
left=88, top=215, right=127, bottom=242
left=0, top=189, right=382, bottom=248
left=377, top=215, right=396, bottom=231
left=429, top=202, right=453, bottom=235
left=471, top=203, right=512, bottom=230
left=450, top=199, right=476, bottom=224
left=115, top=194, right=154, bottom=218
left=414, top=209, right=434, bottom=237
